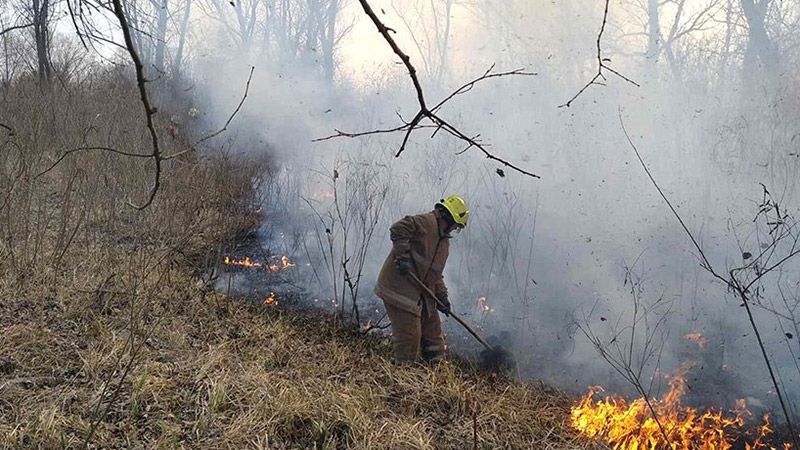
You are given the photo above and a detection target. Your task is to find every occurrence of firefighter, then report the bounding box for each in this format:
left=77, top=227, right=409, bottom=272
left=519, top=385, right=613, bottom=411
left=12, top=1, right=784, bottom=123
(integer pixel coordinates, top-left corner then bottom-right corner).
left=374, top=195, right=469, bottom=363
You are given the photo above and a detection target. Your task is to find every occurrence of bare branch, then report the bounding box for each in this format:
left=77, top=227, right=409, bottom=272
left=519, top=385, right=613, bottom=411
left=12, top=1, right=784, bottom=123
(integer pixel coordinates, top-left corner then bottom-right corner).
left=560, top=0, right=639, bottom=108
left=163, top=65, right=256, bottom=160
left=430, top=64, right=537, bottom=113
left=110, top=0, right=162, bottom=210
left=318, top=0, right=541, bottom=179
left=190, top=66, right=255, bottom=147
left=0, top=23, right=33, bottom=37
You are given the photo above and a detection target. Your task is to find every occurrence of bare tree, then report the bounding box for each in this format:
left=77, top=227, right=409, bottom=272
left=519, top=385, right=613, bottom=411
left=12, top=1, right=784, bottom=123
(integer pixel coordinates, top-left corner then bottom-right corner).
left=741, top=0, right=781, bottom=89
left=199, top=0, right=264, bottom=53
left=17, top=0, right=54, bottom=82
left=150, top=0, right=169, bottom=73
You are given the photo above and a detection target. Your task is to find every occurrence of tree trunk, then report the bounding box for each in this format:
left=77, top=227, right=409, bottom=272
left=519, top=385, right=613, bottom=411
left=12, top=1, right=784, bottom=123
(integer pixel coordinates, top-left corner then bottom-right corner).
left=719, top=0, right=734, bottom=82
left=173, top=0, right=192, bottom=75
left=321, top=0, right=338, bottom=81
left=153, top=0, right=169, bottom=74
left=741, top=0, right=779, bottom=91
left=646, top=0, right=660, bottom=60
left=31, top=0, right=51, bottom=83
left=433, top=0, right=452, bottom=85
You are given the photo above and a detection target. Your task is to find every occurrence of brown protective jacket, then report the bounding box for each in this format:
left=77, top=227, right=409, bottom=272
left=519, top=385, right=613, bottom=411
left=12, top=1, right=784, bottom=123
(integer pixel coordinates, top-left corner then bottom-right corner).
left=374, top=211, right=449, bottom=317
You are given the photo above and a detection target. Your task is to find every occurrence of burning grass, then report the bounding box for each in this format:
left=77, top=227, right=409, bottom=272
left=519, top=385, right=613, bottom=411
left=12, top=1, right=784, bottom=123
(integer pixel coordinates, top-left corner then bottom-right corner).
left=223, top=254, right=297, bottom=272
left=571, top=363, right=792, bottom=449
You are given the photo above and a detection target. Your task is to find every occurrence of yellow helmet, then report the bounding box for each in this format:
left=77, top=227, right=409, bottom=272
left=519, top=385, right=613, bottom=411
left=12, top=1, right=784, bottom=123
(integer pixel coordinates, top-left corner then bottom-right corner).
left=436, top=195, right=469, bottom=227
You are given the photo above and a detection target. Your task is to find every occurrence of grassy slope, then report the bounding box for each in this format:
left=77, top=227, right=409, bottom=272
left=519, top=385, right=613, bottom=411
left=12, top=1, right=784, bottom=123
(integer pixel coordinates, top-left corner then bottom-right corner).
left=1, top=280, right=586, bottom=449
left=0, top=270, right=588, bottom=449
left=0, top=75, right=587, bottom=450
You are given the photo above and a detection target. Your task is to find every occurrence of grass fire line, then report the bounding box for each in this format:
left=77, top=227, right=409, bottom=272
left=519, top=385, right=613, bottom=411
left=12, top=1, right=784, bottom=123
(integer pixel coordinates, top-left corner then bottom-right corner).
left=571, top=362, right=792, bottom=450
left=223, top=255, right=297, bottom=271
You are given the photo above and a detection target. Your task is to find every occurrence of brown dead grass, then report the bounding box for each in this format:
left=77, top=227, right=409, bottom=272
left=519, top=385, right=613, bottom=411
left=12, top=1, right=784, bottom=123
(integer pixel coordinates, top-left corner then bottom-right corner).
left=0, top=278, right=588, bottom=449
left=0, top=73, right=589, bottom=450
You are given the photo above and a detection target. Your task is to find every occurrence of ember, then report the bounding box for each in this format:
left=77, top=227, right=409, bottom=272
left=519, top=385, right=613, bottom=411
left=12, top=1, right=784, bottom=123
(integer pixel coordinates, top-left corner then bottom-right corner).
left=571, top=364, right=791, bottom=449
left=263, top=292, right=278, bottom=305
left=685, top=332, right=709, bottom=348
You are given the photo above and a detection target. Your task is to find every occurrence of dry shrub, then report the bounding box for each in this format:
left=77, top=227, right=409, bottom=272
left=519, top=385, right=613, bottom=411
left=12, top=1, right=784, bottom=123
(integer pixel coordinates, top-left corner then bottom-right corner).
left=0, top=71, right=587, bottom=449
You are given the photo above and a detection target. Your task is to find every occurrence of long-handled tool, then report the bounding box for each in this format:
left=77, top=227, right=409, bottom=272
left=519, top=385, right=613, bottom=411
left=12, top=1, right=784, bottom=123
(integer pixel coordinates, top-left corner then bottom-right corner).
left=408, top=272, right=516, bottom=372
left=408, top=272, right=494, bottom=351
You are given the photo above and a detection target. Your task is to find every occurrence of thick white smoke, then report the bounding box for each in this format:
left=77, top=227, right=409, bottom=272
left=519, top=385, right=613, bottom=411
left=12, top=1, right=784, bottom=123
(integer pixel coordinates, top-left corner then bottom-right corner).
left=191, top=0, right=800, bottom=415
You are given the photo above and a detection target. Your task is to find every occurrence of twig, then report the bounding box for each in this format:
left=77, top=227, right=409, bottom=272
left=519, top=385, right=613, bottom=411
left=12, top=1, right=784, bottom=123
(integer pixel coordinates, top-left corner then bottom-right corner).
left=316, top=0, right=540, bottom=179
left=165, top=65, right=256, bottom=159
left=620, top=110, right=800, bottom=448
left=0, top=23, right=33, bottom=37
left=560, top=0, right=639, bottom=108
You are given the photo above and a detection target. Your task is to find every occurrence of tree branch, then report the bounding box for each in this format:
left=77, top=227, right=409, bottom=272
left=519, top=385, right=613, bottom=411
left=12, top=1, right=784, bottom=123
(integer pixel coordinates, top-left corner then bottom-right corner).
left=0, top=23, right=34, bottom=37
left=317, top=0, right=540, bottom=179
left=110, top=0, right=162, bottom=210
left=163, top=65, right=256, bottom=160
left=560, top=0, right=639, bottom=108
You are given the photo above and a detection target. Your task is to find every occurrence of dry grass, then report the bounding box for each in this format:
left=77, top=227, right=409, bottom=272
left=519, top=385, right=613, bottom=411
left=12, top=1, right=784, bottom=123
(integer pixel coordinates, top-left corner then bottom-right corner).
left=0, top=282, right=588, bottom=449
left=0, top=72, right=589, bottom=449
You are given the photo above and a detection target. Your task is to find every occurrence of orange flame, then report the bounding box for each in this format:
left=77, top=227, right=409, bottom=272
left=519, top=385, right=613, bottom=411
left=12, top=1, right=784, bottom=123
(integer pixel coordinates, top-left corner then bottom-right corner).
left=685, top=332, right=709, bottom=349
left=570, top=364, right=790, bottom=449
left=263, top=292, right=278, bottom=306
left=224, top=256, right=262, bottom=269
left=223, top=255, right=297, bottom=272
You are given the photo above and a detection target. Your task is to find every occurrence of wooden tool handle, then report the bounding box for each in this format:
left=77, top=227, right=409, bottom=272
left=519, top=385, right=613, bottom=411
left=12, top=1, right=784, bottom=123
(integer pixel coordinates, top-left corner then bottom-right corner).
left=407, top=272, right=494, bottom=352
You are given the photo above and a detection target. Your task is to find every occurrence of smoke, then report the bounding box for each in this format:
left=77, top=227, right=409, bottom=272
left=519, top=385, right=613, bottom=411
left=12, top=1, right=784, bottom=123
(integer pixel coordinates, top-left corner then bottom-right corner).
left=188, top=0, right=800, bottom=415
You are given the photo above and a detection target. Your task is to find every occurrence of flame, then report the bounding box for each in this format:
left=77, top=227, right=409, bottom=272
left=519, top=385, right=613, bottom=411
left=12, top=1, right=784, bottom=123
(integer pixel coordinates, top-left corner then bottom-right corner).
left=263, top=292, right=278, bottom=305
left=477, top=296, right=495, bottom=313
left=223, top=255, right=297, bottom=272
left=224, top=256, right=262, bottom=269
left=280, top=255, right=296, bottom=268
left=570, top=364, right=790, bottom=449
left=685, top=332, right=709, bottom=349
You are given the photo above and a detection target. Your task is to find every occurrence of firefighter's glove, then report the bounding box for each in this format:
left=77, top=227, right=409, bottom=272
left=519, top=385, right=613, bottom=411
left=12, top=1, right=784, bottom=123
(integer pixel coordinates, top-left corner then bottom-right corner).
left=395, top=257, right=413, bottom=275
left=435, top=292, right=451, bottom=317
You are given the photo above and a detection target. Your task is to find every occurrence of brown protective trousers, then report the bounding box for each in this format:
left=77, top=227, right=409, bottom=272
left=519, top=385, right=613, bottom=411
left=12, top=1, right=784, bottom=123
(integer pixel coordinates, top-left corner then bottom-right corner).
left=383, top=297, right=445, bottom=363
